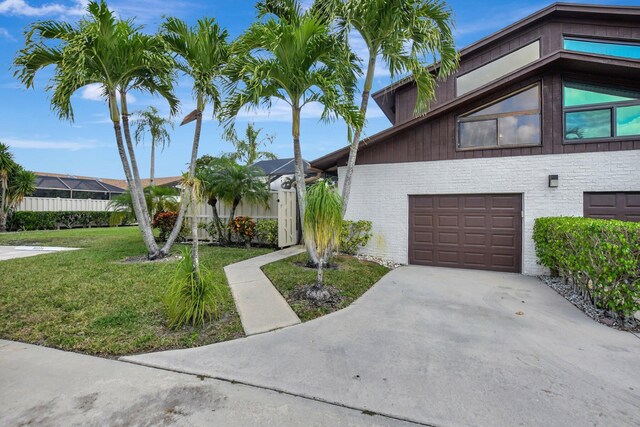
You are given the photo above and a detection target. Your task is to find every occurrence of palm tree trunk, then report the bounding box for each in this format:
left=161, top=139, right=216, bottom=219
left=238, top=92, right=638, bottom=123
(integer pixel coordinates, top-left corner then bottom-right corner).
left=150, top=141, right=155, bottom=187
left=227, top=197, right=240, bottom=242
left=109, top=92, right=158, bottom=257
left=316, top=260, right=324, bottom=287
left=0, top=177, right=7, bottom=232
left=189, top=186, right=200, bottom=284
left=341, top=50, right=377, bottom=216
left=292, top=105, right=319, bottom=264
left=119, top=89, right=159, bottom=257
left=208, top=197, right=225, bottom=243
left=162, top=105, right=203, bottom=255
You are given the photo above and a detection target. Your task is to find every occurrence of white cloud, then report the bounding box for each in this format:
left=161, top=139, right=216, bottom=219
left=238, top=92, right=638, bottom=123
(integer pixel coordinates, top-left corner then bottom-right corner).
left=0, top=0, right=87, bottom=17
left=0, top=27, right=15, bottom=41
left=3, top=137, right=97, bottom=151
left=80, top=83, right=136, bottom=103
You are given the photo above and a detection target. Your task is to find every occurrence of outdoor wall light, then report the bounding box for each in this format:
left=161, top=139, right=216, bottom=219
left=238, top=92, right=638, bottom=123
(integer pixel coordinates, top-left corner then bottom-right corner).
left=548, top=174, right=559, bottom=188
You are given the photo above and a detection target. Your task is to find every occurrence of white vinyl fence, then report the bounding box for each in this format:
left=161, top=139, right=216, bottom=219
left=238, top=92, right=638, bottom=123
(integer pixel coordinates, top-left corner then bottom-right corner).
left=186, top=189, right=297, bottom=248
left=16, top=197, right=113, bottom=212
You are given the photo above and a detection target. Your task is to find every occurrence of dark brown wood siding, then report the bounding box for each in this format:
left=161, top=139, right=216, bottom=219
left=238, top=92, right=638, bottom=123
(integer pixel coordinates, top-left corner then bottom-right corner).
left=409, top=194, right=522, bottom=272
left=356, top=72, right=640, bottom=165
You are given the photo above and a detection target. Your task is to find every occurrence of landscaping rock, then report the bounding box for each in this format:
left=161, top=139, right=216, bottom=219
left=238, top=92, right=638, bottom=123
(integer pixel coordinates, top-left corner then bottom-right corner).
left=539, top=276, right=640, bottom=332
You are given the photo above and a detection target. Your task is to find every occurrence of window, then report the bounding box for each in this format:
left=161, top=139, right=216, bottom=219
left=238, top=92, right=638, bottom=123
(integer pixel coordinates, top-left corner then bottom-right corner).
left=456, top=41, right=540, bottom=96
left=457, top=84, right=542, bottom=149
left=563, top=81, right=640, bottom=141
left=564, top=37, right=640, bottom=60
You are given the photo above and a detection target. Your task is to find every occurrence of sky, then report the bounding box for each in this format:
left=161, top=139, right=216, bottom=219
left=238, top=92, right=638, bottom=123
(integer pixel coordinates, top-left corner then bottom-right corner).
left=0, top=0, right=638, bottom=179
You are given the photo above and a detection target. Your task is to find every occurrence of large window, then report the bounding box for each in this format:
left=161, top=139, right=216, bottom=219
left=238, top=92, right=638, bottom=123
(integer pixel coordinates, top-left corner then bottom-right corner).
left=563, top=81, right=640, bottom=141
left=457, top=84, right=542, bottom=149
left=456, top=41, right=540, bottom=96
left=564, top=37, right=640, bottom=61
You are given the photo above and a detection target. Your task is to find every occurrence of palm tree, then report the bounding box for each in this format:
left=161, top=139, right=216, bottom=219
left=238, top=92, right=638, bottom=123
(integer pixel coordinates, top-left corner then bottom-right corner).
left=317, top=0, right=459, bottom=213
left=223, top=0, right=363, bottom=262
left=134, top=106, right=173, bottom=187
left=0, top=143, right=15, bottom=231
left=108, top=185, right=179, bottom=227
left=195, top=155, right=231, bottom=243
left=159, top=17, right=230, bottom=257
left=227, top=123, right=277, bottom=165
left=0, top=143, right=36, bottom=232
left=13, top=0, right=178, bottom=258
left=209, top=163, right=270, bottom=242
left=304, top=179, right=343, bottom=300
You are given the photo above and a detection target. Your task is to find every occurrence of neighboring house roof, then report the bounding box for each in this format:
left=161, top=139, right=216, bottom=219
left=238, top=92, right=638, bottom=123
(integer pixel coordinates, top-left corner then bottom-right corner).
left=311, top=2, right=640, bottom=171
left=252, top=158, right=312, bottom=176
left=138, top=176, right=182, bottom=189
left=34, top=172, right=182, bottom=192
left=34, top=173, right=126, bottom=194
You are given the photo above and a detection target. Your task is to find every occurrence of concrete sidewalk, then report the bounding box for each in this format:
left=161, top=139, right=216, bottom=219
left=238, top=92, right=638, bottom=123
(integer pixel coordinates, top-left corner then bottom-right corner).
left=0, top=246, right=79, bottom=261
left=0, top=340, right=412, bottom=426
left=224, top=246, right=304, bottom=335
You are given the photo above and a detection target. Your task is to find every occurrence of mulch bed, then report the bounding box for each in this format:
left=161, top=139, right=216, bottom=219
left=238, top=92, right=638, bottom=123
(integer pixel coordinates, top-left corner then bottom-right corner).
left=289, top=284, right=343, bottom=308
left=539, top=276, right=640, bottom=333
left=118, top=254, right=182, bottom=264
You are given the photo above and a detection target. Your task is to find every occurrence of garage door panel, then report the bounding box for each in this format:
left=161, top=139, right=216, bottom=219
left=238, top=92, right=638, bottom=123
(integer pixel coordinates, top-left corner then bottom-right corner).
left=438, top=215, right=459, bottom=227
left=409, top=194, right=522, bottom=273
left=464, top=233, right=488, bottom=246
left=464, top=215, right=487, bottom=228
left=413, top=232, right=433, bottom=243
left=437, top=251, right=460, bottom=264
left=492, top=234, right=516, bottom=248
left=624, top=193, right=640, bottom=207
left=413, top=215, right=433, bottom=226
left=464, top=196, right=487, bottom=209
left=584, top=192, right=640, bottom=223
left=437, top=196, right=460, bottom=209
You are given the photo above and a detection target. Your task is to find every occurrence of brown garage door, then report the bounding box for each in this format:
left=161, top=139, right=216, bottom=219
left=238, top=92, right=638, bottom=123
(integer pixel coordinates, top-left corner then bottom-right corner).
left=409, top=194, right=522, bottom=273
left=584, top=192, right=640, bottom=222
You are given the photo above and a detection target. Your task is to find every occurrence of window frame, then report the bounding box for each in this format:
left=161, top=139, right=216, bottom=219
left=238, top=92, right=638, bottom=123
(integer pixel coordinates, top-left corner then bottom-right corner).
left=455, top=39, right=541, bottom=96
left=456, top=82, right=543, bottom=151
left=562, top=79, right=640, bottom=144
left=563, top=35, right=640, bottom=61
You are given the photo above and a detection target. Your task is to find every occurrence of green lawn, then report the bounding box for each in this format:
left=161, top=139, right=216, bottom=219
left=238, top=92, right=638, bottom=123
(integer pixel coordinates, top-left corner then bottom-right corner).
left=0, top=227, right=270, bottom=356
left=262, top=253, right=390, bottom=322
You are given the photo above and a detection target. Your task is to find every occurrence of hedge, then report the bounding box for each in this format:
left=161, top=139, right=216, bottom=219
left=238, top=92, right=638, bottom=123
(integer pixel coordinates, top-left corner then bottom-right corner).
left=533, top=217, right=640, bottom=317
left=8, top=211, right=113, bottom=231
left=339, top=220, right=373, bottom=255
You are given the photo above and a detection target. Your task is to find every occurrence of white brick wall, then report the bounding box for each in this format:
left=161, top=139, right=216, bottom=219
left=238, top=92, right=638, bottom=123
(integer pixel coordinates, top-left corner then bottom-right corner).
left=338, top=150, right=640, bottom=275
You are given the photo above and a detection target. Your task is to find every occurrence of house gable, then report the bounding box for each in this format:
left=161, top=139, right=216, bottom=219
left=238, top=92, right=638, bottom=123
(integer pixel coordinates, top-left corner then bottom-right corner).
left=312, top=3, right=640, bottom=171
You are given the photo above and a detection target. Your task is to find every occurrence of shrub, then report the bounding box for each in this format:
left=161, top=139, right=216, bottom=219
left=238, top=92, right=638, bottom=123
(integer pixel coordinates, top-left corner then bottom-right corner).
left=255, top=219, right=278, bottom=246
left=229, top=216, right=256, bottom=246
left=152, top=211, right=180, bottom=241
left=7, top=211, right=112, bottom=231
left=339, top=220, right=373, bottom=255
left=203, top=218, right=229, bottom=243
left=533, top=217, right=640, bottom=317
left=164, top=248, right=225, bottom=328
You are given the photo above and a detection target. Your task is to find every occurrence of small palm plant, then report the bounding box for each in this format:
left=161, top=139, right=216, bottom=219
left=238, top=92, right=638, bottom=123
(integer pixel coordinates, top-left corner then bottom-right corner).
left=164, top=247, right=224, bottom=328
left=304, top=179, right=343, bottom=301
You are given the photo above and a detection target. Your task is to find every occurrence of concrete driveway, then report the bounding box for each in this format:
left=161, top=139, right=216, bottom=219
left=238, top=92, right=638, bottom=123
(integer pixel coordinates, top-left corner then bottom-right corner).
left=125, top=266, right=640, bottom=426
